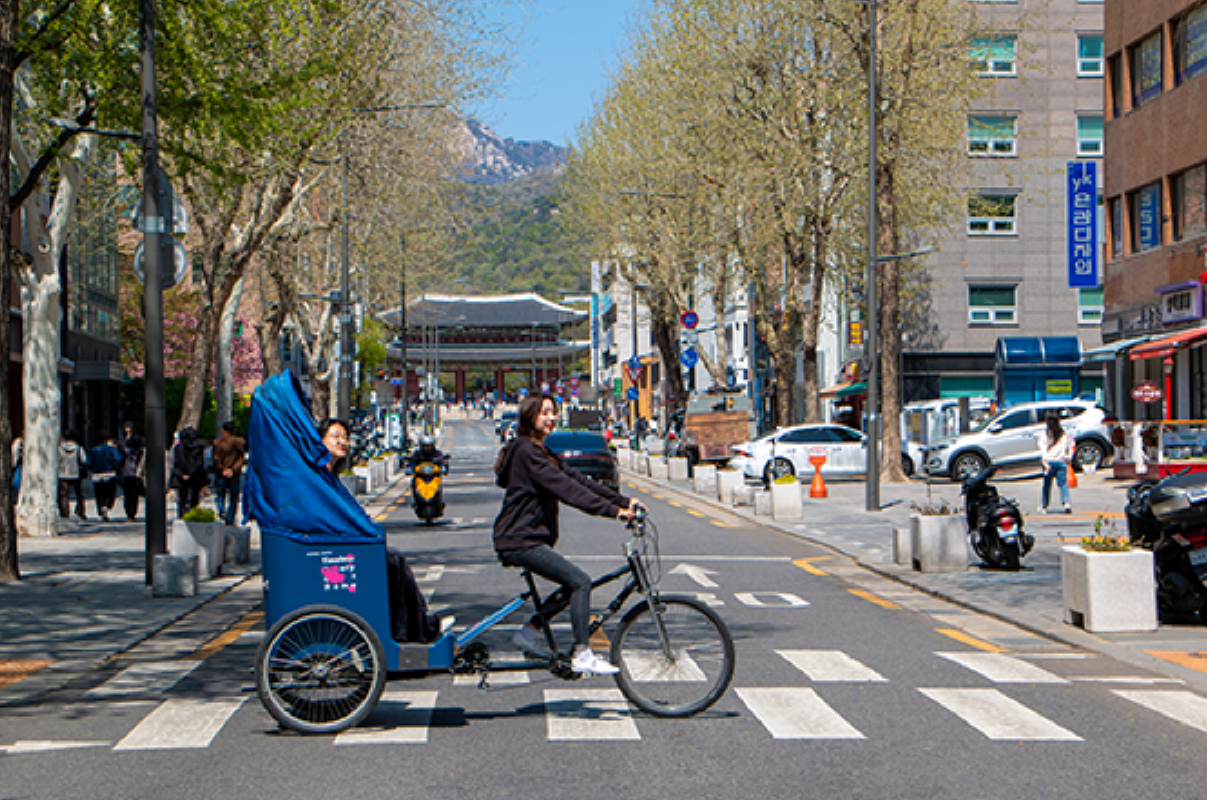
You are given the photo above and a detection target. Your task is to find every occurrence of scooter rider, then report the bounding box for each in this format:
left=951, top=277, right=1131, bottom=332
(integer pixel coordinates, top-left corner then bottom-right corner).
left=407, top=435, right=448, bottom=474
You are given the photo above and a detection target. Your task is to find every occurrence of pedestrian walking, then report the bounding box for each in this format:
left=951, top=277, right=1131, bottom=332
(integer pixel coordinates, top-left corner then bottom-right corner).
left=169, top=427, right=208, bottom=518
left=211, top=421, right=247, bottom=526
left=1039, top=412, right=1075, bottom=514
left=88, top=431, right=123, bottom=521
left=118, top=429, right=146, bottom=521
left=58, top=431, right=88, bottom=519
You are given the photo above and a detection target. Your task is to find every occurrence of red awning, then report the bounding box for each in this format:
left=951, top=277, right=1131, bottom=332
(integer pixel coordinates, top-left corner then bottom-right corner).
left=1129, top=325, right=1207, bottom=360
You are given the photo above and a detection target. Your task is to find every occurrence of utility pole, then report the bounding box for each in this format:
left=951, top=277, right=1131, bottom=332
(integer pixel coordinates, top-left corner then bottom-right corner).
left=865, top=0, right=881, bottom=512
left=398, top=233, right=409, bottom=451
left=338, top=133, right=352, bottom=422
left=140, top=0, right=167, bottom=584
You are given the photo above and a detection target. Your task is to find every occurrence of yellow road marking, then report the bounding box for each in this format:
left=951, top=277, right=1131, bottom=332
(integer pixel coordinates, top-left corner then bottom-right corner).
left=0, top=659, right=52, bottom=690
left=1145, top=650, right=1207, bottom=673
left=710, top=520, right=740, bottom=528
left=650, top=493, right=666, bottom=500
left=848, top=588, right=900, bottom=609
left=186, top=610, right=265, bottom=662
left=793, top=557, right=831, bottom=576
left=668, top=500, right=682, bottom=507
left=375, top=513, right=389, bottom=522
left=935, top=628, right=1005, bottom=653
left=687, top=509, right=705, bottom=518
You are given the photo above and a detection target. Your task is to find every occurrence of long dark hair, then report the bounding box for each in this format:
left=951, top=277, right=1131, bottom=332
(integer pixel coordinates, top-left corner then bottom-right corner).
left=516, top=393, right=558, bottom=441
left=1045, top=413, right=1065, bottom=443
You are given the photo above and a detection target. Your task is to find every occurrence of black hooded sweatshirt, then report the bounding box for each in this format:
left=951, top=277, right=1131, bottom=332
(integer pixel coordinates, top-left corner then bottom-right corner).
left=493, top=436, right=631, bottom=552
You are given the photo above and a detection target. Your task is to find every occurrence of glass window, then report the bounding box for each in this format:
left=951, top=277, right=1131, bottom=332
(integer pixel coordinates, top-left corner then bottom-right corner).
left=829, top=427, right=864, bottom=443
left=970, top=37, right=1017, bottom=76
left=968, top=194, right=1017, bottom=235
left=1176, top=3, right=1207, bottom=85
left=1076, top=116, right=1103, bottom=157
left=1109, top=54, right=1124, bottom=117
left=1175, top=164, right=1207, bottom=241
left=967, top=116, right=1017, bottom=156
left=1079, top=288, right=1104, bottom=324
left=1109, top=196, right=1123, bottom=258
left=1078, top=36, right=1104, bottom=76
left=969, top=285, right=1017, bottom=325
left=994, top=410, right=1033, bottom=430
left=1131, top=182, right=1163, bottom=252
left=1133, top=30, right=1164, bottom=107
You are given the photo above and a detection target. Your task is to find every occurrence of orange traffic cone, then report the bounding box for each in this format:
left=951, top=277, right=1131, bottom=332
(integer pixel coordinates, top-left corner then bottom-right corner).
left=1068, top=463, right=1078, bottom=489
left=809, top=457, right=828, bottom=498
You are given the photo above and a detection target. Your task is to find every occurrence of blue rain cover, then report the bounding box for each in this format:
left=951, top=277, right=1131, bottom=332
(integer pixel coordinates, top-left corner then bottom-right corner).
left=244, top=371, right=384, bottom=542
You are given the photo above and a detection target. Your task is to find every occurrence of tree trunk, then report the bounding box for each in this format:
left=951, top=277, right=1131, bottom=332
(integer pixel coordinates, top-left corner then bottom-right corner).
left=799, top=225, right=829, bottom=423
left=0, top=0, right=17, bottom=579
left=877, top=161, right=907, bottom=483
left=215, top=276, right=244, bottom=428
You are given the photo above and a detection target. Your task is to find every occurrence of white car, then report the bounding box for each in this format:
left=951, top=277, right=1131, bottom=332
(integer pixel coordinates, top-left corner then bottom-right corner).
left=731, top=424, right=869, bottom=482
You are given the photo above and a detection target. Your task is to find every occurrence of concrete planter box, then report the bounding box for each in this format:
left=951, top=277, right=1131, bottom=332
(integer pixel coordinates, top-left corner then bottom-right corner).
left=170, top=520, right=225, bottom=579
left=614, top=447, right=630, bottom=471
left=717, top=470, right=745, bottom=504
left=153, top=554, right=199, bottom=597
left=1061, top=547, right=1157, bottom=633
left=649, top=459, right=670, bottom=481
left=223, top=525, right=252, bottom=565
left=909, top=514, right=970, bottom=573
left=753, top=489, right=773, bottom=516
left=693, top=464, right=718, bottom=496
left=771, top=481, right=803, bottom=521
left=732, top=484, right=757, bottom=507
left=368, top=460, right=387, bottom=492
left=668, top=457, right=690, bottom=481
left=893, top=527, right=912, bottom=566
left=339, top=474, right=361, bottom=495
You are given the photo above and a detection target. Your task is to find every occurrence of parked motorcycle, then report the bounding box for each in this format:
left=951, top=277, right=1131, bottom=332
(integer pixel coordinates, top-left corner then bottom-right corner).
left=411, top=460, right=447, bottom=525
left=1126, top=469, right=1207, bottom=619
left=963, top=466, right=1033, bottom=569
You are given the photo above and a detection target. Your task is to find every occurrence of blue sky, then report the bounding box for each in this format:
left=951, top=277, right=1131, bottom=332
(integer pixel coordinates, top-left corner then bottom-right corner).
left=485, top=3, right=637, bottom=147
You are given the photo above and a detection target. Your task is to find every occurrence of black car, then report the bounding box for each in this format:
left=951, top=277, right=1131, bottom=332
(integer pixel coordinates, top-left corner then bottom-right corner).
left=496, top=411, right=518, bottom=440
left=544, top=430, right=619, bottom=490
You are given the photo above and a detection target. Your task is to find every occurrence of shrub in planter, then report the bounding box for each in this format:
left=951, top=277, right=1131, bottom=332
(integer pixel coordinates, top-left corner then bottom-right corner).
left=182, top=506, right=218, bottom=523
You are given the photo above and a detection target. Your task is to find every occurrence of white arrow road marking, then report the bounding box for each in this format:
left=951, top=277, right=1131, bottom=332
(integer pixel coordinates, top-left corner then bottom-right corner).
left=335, top=691, right=439, bottom=745
left=1, top=741, right=110, bottom=755
left=736, top=688, right=865, bottom=739
left=669, top=563, right=719, bottom=588
left=920, top=689, right=1081, bottom=741
left=87, top=661, right=201, bottom=698
left=1113, top=690, right=1207, bottom=733
left=734, top=592, right=809, bottom=608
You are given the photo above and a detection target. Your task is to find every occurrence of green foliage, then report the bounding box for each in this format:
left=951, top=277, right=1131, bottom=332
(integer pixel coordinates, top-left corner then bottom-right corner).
left=121, top=378, right=214, bottom=437
left=182, top=507, right=219, bottom=523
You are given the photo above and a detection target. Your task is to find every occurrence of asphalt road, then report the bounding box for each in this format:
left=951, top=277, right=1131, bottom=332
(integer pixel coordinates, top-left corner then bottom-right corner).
left=4, top=418, right=1207, bottom=799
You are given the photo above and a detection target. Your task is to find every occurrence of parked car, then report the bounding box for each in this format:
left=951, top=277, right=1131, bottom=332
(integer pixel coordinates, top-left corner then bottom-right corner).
left=495, top=411, right=518, bottom=441
left=730, top=424, right=869, bottom=482
left=901, top=397, right=993, bottom=477
left=924, top=399, right=1113, bottom=481
left=544, top=430, right=619, bottom=490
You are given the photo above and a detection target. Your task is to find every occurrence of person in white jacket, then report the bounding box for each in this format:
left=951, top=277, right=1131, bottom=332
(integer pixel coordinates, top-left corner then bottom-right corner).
left=1039, top=412, right=1075, bottom=513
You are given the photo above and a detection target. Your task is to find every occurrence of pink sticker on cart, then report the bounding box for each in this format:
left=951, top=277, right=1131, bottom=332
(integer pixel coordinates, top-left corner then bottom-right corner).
left=320, top=553, right=357, bottom=593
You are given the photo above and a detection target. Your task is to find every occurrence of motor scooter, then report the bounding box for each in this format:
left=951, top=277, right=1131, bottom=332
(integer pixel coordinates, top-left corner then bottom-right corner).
left=412, top=460, right=447, bottom=525
left=963, top=466, right=1033, bottom=569
left=1126, top=469, right=1207, bottom=619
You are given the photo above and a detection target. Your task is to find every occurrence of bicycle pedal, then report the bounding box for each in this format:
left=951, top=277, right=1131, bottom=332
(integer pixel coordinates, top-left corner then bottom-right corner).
left=476, top=673, right=491, bottom=691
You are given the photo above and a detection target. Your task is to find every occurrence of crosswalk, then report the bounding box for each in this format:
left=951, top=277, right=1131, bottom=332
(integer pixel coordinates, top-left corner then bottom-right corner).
left=4, top=648, right=1207, bottom=753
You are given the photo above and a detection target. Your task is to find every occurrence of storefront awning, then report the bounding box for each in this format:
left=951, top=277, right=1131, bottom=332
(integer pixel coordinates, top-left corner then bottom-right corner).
left=1129, top=326, right=1207, bottom=360
left=1083, top=336, right=1151, bottom=363
left=820, top=381, right=867, bottom=399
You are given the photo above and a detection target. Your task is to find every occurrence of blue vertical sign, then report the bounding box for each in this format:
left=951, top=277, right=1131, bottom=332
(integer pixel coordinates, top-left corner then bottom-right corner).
left=1067, top=161, right=1099, bottom=288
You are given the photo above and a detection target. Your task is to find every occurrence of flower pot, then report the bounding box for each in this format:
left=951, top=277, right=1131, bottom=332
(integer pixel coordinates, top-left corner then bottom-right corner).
left=910, top=514, right=970, bottom=573
left=1061, top=546, right=1157, bottom=633
left=170, top=520, right=225, bottom=579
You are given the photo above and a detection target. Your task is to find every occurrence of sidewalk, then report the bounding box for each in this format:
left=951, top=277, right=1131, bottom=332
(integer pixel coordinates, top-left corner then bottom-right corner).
left=622, top=460, right=1207, bottom=693
left=0, top=472, right=408, bottom=707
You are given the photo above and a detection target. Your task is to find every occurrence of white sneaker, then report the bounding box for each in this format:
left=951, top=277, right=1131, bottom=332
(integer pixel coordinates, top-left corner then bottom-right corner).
left=571, top=649, right=619, bottom=675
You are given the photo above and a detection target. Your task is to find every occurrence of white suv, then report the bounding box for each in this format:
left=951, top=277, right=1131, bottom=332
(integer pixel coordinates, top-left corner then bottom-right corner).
left=924, top=400, right=1113, bottom=481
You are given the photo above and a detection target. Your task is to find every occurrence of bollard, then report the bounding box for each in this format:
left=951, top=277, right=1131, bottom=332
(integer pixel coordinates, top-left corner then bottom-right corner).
left=809, top=453, right=828, bottom=498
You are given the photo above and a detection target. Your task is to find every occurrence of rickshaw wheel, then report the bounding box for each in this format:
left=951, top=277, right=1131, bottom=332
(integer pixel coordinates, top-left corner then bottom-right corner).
left=256, top=605, right=386, bottom=735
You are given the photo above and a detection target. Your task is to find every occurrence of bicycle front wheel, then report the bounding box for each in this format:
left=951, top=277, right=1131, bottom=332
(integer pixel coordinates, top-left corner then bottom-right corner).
left=611, top=595, right=734, bottom=717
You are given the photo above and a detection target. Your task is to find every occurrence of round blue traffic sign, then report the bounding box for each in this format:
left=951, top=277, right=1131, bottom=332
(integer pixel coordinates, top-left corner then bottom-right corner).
left=681, top=310, right=699, bottom=330
left=680, top=348, right=699, bottom=368
left=625, top=387, right=640, bottom=401
left=628, top=355, right=642, bottom=370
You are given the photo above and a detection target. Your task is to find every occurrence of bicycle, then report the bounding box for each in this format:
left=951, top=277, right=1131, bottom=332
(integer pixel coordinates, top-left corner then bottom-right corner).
left=255, top=509, right=736, bottom=733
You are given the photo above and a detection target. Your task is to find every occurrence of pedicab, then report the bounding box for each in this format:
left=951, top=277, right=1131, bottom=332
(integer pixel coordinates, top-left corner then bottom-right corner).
left=245, top=372, right=735, bottom=735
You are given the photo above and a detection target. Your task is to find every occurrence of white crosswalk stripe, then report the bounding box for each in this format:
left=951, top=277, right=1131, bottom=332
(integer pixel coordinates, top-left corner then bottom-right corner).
left=1113, top=690, right=1207, bottom=733
left=544, top=688, right=640, bottom=740
left=736, top=688, right=865, bottom=739
left=778, top=650, right=887, bottom=682
left=335, top=691, right=439, bottom=745
left=920, top=688, right=1082, bottom=741
left=113, top=698, right=247, bottom=750
left=937, top=652, right=1069, bottom=684
left=86, top=661, right=201, bottom=698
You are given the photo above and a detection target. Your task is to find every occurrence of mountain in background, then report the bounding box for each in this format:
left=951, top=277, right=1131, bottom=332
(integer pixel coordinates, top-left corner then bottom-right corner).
left=455, top=119, right=567, bottom=185
left=447, top=122, right=590, bottom=298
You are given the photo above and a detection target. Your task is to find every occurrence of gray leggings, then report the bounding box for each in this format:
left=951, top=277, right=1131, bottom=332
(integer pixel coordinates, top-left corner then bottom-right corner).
left=498, top=544, right=592, bottom=647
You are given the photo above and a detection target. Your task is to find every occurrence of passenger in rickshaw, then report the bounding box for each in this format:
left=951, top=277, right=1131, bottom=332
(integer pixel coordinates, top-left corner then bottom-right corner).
left=494, top=393, right=642, bottom=676
left=319, top=418, right=442, bottom=643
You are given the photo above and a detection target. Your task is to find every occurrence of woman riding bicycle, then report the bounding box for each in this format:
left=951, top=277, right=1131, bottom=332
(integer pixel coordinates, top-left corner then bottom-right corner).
left=494, top=393, right=641, bottom=676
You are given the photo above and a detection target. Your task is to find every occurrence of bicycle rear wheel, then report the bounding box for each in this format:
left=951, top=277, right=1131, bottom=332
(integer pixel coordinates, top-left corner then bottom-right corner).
left=256, top=606, right=386, bottom=734
left=611, top=594, right=734, bottom=717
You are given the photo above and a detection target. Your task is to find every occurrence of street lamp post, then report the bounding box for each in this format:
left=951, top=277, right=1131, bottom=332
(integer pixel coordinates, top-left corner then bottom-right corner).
left=338, top=132, right=353, bottom=423
left=397, top=233, right=409, bottom=452
left=865, top=0, right=881, bottom=512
